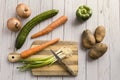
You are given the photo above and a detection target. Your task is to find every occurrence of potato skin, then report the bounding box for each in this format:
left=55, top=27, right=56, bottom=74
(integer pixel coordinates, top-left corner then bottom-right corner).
left=82, top=29, right=96, bottom=49
left=95, top=26, right=105, bottom=43
left=89, top=43, right=108, bottom=59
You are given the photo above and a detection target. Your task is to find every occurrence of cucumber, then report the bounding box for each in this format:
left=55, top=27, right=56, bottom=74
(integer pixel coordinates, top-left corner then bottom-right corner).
left=15, top=9, right=59, bottom=49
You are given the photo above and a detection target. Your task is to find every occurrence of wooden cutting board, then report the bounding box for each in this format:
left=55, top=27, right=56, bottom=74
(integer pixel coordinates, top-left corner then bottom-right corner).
left=30, top=40, right=78, bottom=76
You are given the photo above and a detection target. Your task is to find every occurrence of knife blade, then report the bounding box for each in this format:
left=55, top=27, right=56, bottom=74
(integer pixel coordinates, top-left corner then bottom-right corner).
left=50, top=49, right=75, bottom=76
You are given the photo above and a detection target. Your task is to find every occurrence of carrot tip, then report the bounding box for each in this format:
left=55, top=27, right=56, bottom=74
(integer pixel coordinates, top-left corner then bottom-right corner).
left=31, top=35, right=37, bottom=39
left=31, top=36, right=34, bottom=39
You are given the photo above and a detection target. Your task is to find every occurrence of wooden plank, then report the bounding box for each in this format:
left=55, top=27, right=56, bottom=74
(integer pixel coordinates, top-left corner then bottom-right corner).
left=0, top=0, right=17, bottom=80
left=103, top=0, right=111, bottom=80
left=86, top=0, right=98, bottom=80
left=63, top=0, right=87, bottom=80
left=0, top=0, right=4, bottom=73
left=97, top=0, right=110, bottom=80
left=109, top=0, right=120, bottom=80
left=63, top=1, right=79, bottom=80
left=31, top=40, right=78, bottom=76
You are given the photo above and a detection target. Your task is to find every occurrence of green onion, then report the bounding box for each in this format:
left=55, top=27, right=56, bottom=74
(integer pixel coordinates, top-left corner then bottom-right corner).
left=17, top=47, right=73, bottom=71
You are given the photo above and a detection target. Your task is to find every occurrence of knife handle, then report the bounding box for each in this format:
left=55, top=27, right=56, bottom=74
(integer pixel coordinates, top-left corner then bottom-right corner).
left=60, top=60, right=75, bottom=76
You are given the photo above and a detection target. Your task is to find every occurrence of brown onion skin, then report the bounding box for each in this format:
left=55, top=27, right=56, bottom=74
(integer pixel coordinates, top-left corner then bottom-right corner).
left=7, top=18, right=22, bottom=32
left=16, top=3, right=31, bottom=18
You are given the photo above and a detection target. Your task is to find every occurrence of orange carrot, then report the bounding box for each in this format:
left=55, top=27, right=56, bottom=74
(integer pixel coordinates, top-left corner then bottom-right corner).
left=31, top=16, right=68, bottom=39
left=20, top=38, right=60, bottom=58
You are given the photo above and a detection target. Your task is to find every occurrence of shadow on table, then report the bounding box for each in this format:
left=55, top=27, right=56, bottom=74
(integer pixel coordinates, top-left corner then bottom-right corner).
left=71, top=17, right=84, bottom=27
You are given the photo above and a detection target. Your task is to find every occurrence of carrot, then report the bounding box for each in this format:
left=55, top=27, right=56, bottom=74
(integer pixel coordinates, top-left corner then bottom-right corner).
left=31, top=15, right=68, bottom=39
left=20, top=38, right=60, bottom=58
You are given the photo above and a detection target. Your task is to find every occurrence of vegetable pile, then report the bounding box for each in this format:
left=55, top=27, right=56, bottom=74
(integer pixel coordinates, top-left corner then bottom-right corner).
left=7, top=2, right=109, bottom=75
left=15, top=9, right=59, bottom=49
left=7, top=3, right=72, bottom=73
left=82, top=26, right=108, bottom=59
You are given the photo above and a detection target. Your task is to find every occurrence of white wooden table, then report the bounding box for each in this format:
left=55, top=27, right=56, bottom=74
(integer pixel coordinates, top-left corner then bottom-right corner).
left=0, top=0, right=119, bottom=80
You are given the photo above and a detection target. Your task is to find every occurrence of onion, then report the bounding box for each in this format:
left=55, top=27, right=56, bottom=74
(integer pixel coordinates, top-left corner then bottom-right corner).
left=16, top=3, right=31, bottom=18
left=7, top=18, right=22, bottom=32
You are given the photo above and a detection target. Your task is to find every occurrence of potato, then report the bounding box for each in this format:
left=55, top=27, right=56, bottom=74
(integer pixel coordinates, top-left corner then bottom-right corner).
left=95, top=26, right=105, bottom=43
left=82, top=29, right=96, bottom=49
left=89, top=43, right=108, bottom=59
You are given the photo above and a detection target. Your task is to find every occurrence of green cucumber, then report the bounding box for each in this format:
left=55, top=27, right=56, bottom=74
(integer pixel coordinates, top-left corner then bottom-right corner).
left=15, top=9, right=59, bottom=49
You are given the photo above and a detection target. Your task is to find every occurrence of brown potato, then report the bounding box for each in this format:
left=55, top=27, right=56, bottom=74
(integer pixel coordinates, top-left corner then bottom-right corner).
left=82, top=29, right=96, bottom=49
left=89, top=43, right=108, bottom=59
left=95, top=26, right=105, bottom=43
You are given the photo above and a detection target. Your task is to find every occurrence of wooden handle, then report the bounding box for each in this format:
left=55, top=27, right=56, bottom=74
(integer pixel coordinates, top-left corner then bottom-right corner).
left=8, top=53, right=21, bottom=62
left=60, top=60, right=76, bottom=76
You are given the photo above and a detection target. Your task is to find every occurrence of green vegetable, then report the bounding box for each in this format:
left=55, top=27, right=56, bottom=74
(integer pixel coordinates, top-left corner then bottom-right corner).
left=17, top=47, right=73, bottom=71
left=17, top=56, right=55, bottom=71
left=15, top=9, right=59, bottom=49
left=76, top=5, right=92, bottom=21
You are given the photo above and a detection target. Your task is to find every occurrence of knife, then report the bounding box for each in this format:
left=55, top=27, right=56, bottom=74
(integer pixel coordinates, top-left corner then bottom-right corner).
left=50, top=49, right=75, bottom=76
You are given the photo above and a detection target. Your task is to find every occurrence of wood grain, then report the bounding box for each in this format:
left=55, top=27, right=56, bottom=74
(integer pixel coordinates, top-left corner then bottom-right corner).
left=0, top=0, right=120, bottom=80
left=30, top=40, right=78, bottom=76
